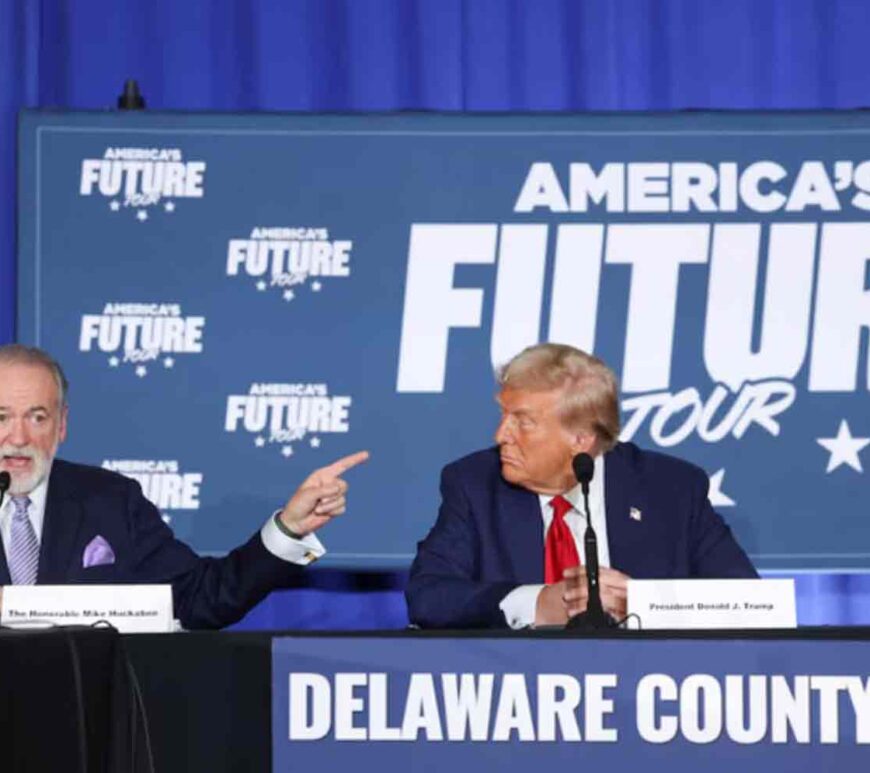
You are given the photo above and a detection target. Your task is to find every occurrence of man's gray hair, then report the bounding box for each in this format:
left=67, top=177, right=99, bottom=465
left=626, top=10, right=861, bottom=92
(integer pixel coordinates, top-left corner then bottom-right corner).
left=0, top=344, right=69, bottom=406
left=497, top=343, right=620, bottom=451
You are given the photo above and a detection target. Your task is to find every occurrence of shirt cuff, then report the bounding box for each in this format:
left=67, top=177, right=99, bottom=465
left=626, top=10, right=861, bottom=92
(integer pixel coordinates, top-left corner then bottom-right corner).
left=499, top=584, right=545, bottom=629
left=260, top=511, right=326, bottom=566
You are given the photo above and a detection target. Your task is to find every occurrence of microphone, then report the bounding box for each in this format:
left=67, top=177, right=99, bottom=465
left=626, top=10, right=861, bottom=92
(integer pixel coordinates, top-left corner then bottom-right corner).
left=566, top=453, right=616, bottom=630
left=0, top=471, right=10, bottom=508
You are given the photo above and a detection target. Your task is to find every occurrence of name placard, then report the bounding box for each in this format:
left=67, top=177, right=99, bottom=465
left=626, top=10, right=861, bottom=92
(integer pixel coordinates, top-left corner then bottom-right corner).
left=0, top=584, right=174, bottom=633
left=627, top=579, right=796, bottom=629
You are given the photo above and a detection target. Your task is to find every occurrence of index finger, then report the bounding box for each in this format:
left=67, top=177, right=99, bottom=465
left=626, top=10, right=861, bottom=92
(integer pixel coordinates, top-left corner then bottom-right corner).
left=319, top=450, right=370, bottom=477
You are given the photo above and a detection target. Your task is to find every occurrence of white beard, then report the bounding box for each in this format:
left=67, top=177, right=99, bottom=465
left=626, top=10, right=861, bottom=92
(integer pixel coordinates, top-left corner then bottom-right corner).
left=0, top=446, right=53, bottom=496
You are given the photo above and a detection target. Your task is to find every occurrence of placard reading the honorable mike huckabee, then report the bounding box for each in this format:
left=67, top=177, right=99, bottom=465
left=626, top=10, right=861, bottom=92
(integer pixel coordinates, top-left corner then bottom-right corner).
left=272, top=636, right=870, bottom=772
left=1, top=584, right=174, bottom=633
left=17, top=111, right=870, bottom=569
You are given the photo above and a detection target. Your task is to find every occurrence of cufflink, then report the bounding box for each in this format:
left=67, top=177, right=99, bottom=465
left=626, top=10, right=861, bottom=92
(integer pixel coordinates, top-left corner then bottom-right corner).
left=629, top=507, right=642, bottom=522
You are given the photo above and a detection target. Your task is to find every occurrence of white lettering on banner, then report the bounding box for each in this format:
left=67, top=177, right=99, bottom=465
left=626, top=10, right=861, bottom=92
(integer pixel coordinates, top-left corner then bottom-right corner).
left=79, top=316, right=205, bottom=354
left=704, top=224, right=816, bottom=391
left=287, top=671, right=870, bottom=744
left=442, top=673, right=495, bottom=741
left=287, top=672, right=618, bottom=742
left=514, top=160, right=870, bottom=213
left=636, top=673, right=870, bottom=745
left=101, top=460, right=202, bottom=511
left=226, top=239, right=351, bottom=278
left=490, top=225, right=548, bottom=369
left=809, top=223, right=870, bottom=391
left=606, top=223, right=709, bottom=392
left=225, top=383, right=352, bottom=458
left=226, top=226, right=353, bottom=300
left=79, top=147, right=206, bottom=219
left=80, top=159, right=205, bottom=199
left=225, top=395, right=351, bottom=434
left=396, top=220, right=870, bottom=448
left=79, top=302, right=204, bottom=376
left=128, top=473, right=201, bottom=509
left=620, top=382, right=796, bottom=447
left=396, top=224, right=498, bottom=392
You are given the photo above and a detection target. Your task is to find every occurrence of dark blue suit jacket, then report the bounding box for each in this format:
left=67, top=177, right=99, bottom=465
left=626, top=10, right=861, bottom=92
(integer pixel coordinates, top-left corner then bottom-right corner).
left=406, top=443, right=757, bottom=628
left=0, top=459, right=301, bottom=629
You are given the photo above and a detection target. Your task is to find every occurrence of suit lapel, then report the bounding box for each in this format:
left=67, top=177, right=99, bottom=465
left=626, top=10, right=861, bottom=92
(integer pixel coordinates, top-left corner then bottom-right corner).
left=497, top=478, right=544, bottom=583
left=38, top=462, right=86, bottom=584
left=0, top=530, right=9, bottom=584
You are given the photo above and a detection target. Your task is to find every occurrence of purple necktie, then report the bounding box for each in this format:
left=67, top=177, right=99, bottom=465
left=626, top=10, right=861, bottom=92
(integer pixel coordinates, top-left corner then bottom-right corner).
left=9, top=496, right=38, bottom=585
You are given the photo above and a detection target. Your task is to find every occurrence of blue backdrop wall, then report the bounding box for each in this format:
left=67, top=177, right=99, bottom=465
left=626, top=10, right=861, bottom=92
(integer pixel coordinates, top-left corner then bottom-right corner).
left=3, top=0, right=870, bottom=628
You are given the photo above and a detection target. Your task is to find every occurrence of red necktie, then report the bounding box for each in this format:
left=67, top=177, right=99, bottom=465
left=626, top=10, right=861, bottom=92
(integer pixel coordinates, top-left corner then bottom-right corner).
left=544, top=495, right=581, bottom=584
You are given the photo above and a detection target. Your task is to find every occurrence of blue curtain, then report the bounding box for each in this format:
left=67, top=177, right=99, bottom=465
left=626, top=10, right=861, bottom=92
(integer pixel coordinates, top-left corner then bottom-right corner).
left=3, top=0, right=870, bottom=628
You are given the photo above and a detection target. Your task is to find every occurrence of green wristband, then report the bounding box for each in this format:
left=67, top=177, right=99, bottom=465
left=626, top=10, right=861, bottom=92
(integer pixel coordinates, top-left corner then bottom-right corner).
left=274, top=513, right=305, bottom=540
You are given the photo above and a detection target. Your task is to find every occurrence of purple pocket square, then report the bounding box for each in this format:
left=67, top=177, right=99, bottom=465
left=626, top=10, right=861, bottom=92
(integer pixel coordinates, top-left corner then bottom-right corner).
left=83, top=535, right=116, bottom=568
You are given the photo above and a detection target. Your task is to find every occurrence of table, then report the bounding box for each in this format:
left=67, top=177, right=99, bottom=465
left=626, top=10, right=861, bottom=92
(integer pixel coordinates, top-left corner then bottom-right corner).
left=121, top=627, right=870, bottom=773
left=0, top=626, right=132, bottom=773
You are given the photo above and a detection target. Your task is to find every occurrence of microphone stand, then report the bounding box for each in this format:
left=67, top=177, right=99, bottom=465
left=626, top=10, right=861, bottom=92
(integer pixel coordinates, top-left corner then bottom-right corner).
left=0, top=471, right=10, bottom=508
left=566, top=478, right=616, bottom=630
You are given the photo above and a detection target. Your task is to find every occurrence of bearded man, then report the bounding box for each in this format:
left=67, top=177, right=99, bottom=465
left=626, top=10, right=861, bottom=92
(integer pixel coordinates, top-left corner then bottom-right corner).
left=0, top=344, right=367, bottom=629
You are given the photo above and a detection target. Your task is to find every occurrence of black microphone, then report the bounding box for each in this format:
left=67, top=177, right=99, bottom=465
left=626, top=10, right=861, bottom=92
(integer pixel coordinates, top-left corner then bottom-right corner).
left=0, top=471, right=10, bottom=508
left=566, top=452, right=616, bottom=630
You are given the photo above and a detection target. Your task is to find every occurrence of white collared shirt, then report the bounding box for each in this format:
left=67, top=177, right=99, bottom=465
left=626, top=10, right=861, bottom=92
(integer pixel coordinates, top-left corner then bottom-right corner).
left=499, top=454, right=610, bottom=629
left=0, top=468, right=324, bottom=572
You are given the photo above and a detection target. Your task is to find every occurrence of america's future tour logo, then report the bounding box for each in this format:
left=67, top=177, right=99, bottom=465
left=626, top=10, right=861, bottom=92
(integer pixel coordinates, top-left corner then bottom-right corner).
left=226, top=227, right=352, bottom=301
left=79, top=146, right=206, bottom=221
left=224, top=382, right=352, bottom=458
left=79, top=303, right=205, bottom=376
left=395, top=158, right=870, bottom=506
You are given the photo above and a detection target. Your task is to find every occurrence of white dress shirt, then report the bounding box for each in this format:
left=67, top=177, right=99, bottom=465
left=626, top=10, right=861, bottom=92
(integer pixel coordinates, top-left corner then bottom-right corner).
left=499, top=454, right=610, bottom=629
left=0, top=468, right=324, bottom=571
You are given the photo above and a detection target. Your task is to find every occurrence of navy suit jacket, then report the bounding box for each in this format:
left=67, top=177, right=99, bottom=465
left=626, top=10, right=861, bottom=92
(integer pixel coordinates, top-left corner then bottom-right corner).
left=0, top=459, right=301, bottom=629
left=406, top=443, right=757, bottom=628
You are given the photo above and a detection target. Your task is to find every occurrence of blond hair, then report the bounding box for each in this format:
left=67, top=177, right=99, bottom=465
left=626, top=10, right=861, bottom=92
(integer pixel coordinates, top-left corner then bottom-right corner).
left=497, top=343, right=620, bottom=451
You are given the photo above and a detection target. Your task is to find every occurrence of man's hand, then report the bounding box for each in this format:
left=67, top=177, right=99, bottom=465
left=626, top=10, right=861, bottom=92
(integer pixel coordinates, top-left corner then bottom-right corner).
left=278, top=451, right=369, bottom=537
left=562, top=565, right=630, bottom=621
left=534, top=581, right=571, bottom=626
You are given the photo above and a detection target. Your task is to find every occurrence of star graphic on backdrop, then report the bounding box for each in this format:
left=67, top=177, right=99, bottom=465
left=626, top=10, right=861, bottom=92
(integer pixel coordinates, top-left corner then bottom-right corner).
left=817, top=420, right=870, bottom=473
left=164, top=201, right=176, bottom=213
left=108, top=356, right=119, bottom=367
left=163, top=356, right=175, bottom=368
left=255, top=280, right=267, bottom=291
left=135, top=365, right=147, bottom=378
left=161, top=514, right=172, bottom=524
left=310, top=281, right=322, bottom=292
left=309, top=437, right=321, bottom=449
left=281, top=446, right=294, bottom=458
left=283, top=290, right=295, bottom=302
left=707, top=469, right=736, bottom=507
left=136, top=210, right=148, bottom=222
left=109, top=200, right=120, bottom=212
left=254, top=436, right=266, bottom=448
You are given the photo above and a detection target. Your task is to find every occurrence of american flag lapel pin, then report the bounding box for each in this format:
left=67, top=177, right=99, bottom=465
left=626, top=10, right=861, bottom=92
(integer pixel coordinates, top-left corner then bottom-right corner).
left=629, top=507, right=642, bottom=522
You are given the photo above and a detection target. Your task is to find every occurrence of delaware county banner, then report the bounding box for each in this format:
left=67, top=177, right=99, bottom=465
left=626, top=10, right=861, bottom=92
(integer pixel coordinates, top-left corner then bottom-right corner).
left=17, top=110, right=870, bottom=569
left=271, top=636, right=870, bottom=771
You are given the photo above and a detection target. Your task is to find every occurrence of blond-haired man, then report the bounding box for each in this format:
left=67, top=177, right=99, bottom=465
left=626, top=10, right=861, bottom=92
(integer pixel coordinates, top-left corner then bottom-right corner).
left=407, top=343, right=755, bottom=629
